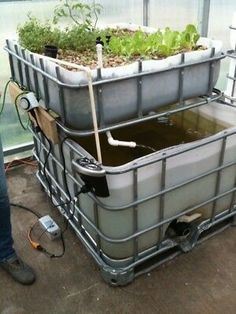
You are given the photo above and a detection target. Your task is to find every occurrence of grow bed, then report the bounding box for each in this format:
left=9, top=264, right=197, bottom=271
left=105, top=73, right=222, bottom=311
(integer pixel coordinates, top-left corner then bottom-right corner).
left=5, top=24, right=224, bottom=131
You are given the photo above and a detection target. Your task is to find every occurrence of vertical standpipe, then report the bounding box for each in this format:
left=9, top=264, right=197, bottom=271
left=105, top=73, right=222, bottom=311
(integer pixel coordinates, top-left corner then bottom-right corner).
left=39, top=54, right=103, bottom=163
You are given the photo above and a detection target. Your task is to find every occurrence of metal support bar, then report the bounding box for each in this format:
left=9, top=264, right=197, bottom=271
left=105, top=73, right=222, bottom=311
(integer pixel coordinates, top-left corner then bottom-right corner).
left=96, top=68, right=105, bottom=127
left=94, top=202, right=101, bottom=254
left=208, top=48, right=216, bottom=96
left=3, top=142, right=33, bottom=158
left=56, top=89, right=222, bottom=138
left=14, top=45, right=23, bottom=86
left=137, top=60, right=143, bottom=117
left=6, top=40, right=15, bottom=81
left=21, top=49, right=31, bottom=90
left=178, top=53, right=185, bottom=105
left=159, top=156, right=166, bottom=241
left=55, top=66, right=66, bottom=124
left=211, top=136, right=227, bottom=221
left=39, top=58, right=50, bottom=109
left=133, top=167, right=139, bottom=261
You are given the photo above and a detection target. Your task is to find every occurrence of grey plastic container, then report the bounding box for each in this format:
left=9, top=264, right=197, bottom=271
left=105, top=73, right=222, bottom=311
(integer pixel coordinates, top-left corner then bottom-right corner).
left=6, top=38, right=223, bottom=131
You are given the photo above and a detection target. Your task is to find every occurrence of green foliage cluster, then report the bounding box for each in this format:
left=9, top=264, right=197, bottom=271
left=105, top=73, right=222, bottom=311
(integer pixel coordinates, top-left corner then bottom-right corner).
left=17, top=16, right=60, bottom=53
left=17, top=0, right=200, bottom=59
left=17, top=15, right=105, bottom=53
left=18, top=0, right=104, bottom=53
left=53, top=0, right=103, bottom=30
left=58, top=26, right=102, bottom=51
left=107, top=25, right=200, bottom=59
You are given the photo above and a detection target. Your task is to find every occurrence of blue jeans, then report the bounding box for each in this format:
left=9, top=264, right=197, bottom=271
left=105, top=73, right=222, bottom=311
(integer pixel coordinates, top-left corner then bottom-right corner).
left=0, top=135, right=15, bottom=261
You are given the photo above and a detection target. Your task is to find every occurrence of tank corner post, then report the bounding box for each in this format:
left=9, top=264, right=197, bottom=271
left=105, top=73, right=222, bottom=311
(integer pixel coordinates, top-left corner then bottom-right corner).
left=232, top=212, right=236, bottom=226
left=100, top=266, right=135, bottom=287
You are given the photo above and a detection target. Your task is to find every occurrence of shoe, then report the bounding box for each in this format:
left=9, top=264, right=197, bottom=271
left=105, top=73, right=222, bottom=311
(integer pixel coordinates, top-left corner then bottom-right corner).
left=0, top=255, right=36, bottom=285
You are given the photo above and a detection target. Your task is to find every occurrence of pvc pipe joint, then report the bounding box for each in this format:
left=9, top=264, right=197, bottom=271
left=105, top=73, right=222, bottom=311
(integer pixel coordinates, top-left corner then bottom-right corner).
left=106, top=131, right=137, bottom=148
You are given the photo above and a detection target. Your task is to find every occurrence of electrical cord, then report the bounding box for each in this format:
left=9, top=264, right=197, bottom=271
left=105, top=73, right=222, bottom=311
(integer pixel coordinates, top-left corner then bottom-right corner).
left=0, top=79, right=31, bottom=129
left=0, top=79, right=12, bottom=116
left=14, top=92, right=30, bottom=130
left=9, top=108, right=90, bottom=257
left=5, top=158, right=37, bottom=172
left=26, top=184, right=89, bottom=257
left=40, top=132, right=78, bottom=213
left=27, top=223, right=65, bottom=258
left=38, top=130, right=70, bottom=209
left=10, top=203, right=41, bottom=218
left=11, top=202, right=66, bottom=258
left=60, top=185, right=91, bottom=233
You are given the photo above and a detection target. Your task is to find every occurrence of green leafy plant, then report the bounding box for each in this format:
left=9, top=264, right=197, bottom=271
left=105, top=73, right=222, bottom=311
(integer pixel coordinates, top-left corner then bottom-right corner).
left=58, top=26, right=96, bottom=51
left=17, top=13, right=201, bottom=67
left=53, top=0, right=103, bottom=30
left=106, top=24, right=200, bottom=59
left=18, top=15, right=105, bottom=53
left=17, top=15, right=60, bottom=53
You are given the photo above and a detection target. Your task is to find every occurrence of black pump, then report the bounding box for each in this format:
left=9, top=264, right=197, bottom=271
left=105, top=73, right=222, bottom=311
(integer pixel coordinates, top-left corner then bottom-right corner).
left=72, top=157, right=110, bottom=198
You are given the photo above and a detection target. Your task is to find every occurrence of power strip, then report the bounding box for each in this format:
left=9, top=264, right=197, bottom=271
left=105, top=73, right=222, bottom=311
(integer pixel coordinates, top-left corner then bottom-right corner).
left=39, top=215, right=61, bottom=240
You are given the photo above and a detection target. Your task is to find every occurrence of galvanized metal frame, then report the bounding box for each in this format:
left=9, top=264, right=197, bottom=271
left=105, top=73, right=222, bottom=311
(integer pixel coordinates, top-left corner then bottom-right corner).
left=4, top=43, right=225, bottom=135
left=3, top=142, right=33, bottom=158
left=30, top=122, right=236, bottom=285
left=5, top=37, right=234, bottom=286
left=225, top=48, right=236, bottom=103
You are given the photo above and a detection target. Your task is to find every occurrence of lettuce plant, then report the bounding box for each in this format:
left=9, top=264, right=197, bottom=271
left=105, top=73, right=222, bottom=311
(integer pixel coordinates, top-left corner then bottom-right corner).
left=107, top=24, right=200, bottom=59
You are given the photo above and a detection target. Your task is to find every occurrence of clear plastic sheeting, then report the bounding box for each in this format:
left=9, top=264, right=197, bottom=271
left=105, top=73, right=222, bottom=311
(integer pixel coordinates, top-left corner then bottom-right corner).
left=149, top=0, right=200, bottom=30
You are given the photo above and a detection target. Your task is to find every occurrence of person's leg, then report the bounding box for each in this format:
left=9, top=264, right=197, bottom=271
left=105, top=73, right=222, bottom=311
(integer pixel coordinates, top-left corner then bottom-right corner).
left=0, top=136, right=36, bottom=285
left=0, top=135, right=15, bottom=261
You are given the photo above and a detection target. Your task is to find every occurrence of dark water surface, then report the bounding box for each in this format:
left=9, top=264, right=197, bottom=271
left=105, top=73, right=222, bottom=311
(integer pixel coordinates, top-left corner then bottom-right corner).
left=76, top=117, right=202, bottom=166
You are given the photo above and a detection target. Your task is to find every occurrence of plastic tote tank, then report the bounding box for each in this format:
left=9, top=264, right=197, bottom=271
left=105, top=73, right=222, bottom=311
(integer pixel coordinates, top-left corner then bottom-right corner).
left=32, top=109, right=236, bottom=266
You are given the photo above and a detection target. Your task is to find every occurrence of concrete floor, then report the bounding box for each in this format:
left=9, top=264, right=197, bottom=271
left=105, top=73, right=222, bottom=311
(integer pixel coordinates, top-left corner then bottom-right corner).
left=0, top=163, right=235, bottom=314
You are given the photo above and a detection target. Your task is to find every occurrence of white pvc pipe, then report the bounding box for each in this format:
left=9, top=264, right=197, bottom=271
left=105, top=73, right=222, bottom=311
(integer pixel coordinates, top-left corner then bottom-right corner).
left=106, top=131, right=136, bottom=148
left=37, top=54, right=103, bottom=164
left=96, top=44, right=103, bottom=68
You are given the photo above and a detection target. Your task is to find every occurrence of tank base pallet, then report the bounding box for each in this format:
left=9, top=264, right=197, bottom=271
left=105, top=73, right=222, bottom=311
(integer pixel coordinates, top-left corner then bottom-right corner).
left=100, top=214, right=235, bottom=286
left=36, top=170, right=235, bottom=286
